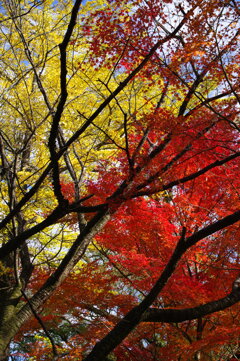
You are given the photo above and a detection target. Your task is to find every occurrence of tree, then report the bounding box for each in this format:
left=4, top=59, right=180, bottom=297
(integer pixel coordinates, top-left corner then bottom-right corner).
left=0, top=0, right=239, bottom=359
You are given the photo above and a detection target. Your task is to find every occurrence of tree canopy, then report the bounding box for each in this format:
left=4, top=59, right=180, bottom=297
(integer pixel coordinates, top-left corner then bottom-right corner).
left=0, top=0, right=239, bottom=360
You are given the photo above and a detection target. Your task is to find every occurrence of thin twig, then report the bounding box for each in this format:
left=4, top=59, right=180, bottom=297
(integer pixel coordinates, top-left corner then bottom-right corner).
left=21, top=289, right=59, bottom=359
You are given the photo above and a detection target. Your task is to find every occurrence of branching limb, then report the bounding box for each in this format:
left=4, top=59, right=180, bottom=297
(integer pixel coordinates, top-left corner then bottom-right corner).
left=48, top=0, right=83, bottom=206
left=0, top=201, right=108, bottom=260
left=142, top=279, right=240, bottom=323
left=134, top=151, right=240, bottom=197
left=135, top=122, right=215, bottom=194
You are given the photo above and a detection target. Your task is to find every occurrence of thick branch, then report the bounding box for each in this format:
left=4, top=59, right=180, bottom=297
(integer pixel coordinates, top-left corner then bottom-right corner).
left=0, top=206, right=66, bottom=260
left=134, top=151, right=240, bottom=197
left=0, top=203, right=107, bottom=260
left=161, top=151, right=240, bottom=191
left=142, top=291, right=240, bottom=323
left=48, top=0, right=83, bottom=205
left=185, top=209, right=240, bottom=249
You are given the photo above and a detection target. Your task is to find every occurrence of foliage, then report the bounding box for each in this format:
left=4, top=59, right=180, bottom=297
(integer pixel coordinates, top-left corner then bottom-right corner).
left=0, top=0, right=239, bottom=360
